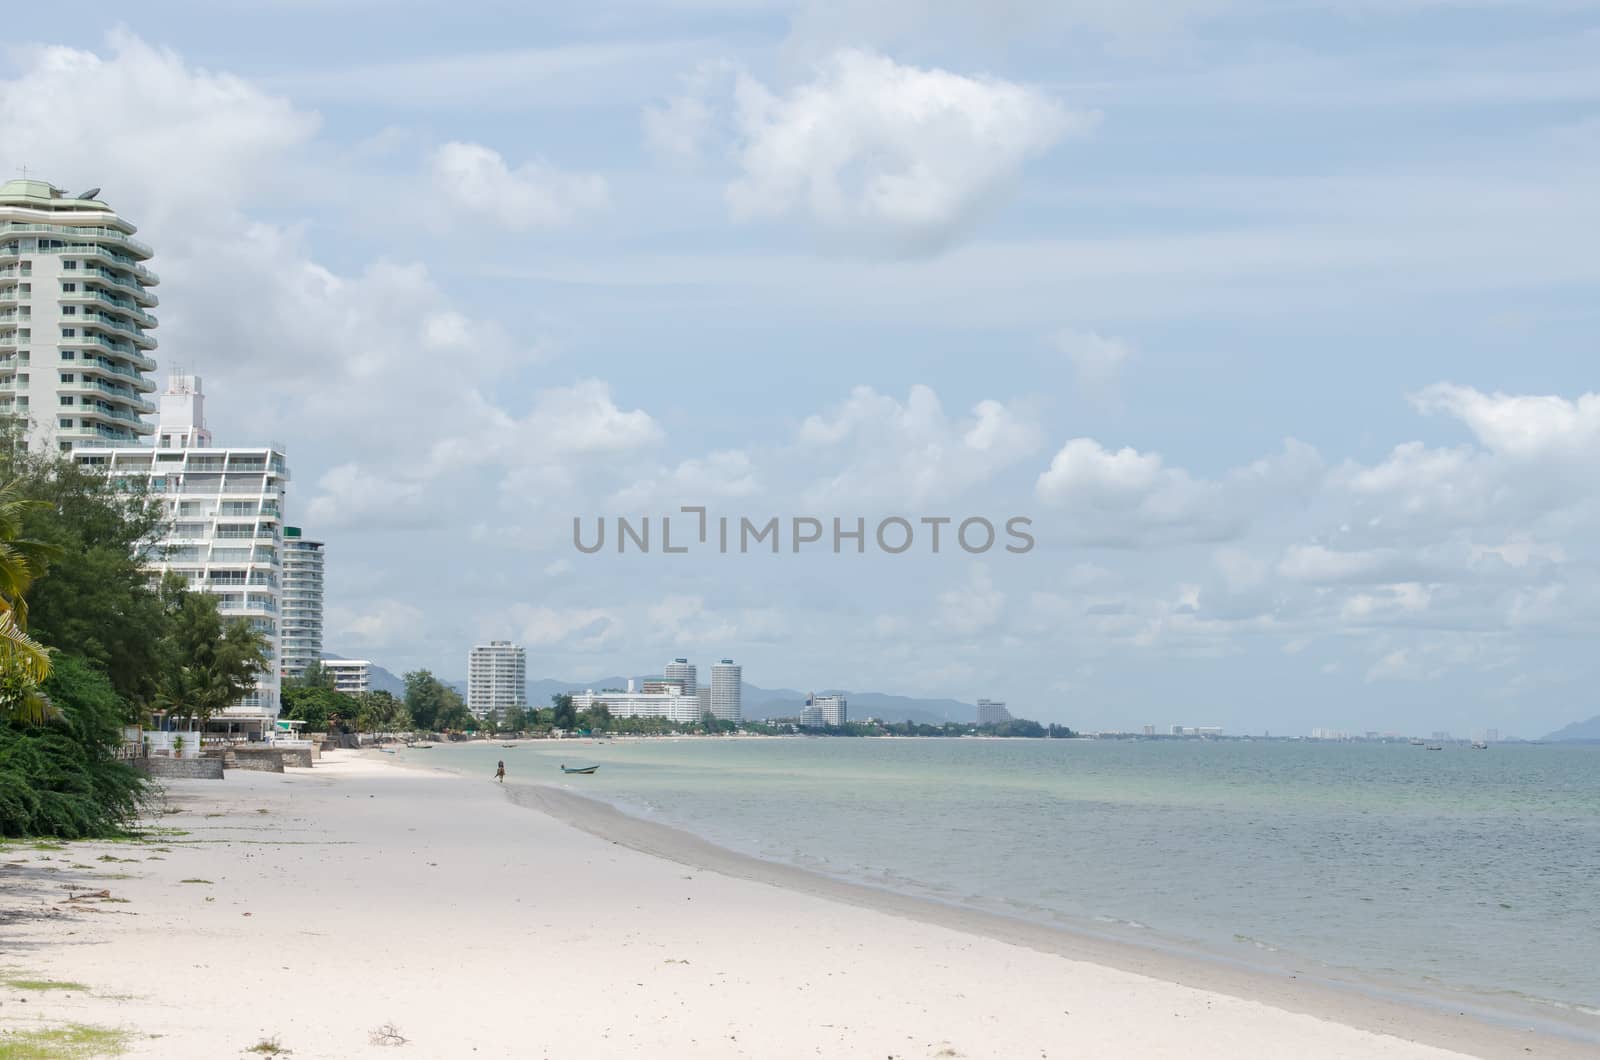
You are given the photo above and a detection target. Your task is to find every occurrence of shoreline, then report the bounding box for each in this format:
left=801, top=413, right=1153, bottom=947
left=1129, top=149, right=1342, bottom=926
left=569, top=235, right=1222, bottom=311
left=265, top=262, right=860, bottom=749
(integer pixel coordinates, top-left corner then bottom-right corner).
left=501, top=776, right=1590, bottom=1060
left=0, top=751, right=1585, bottom=1059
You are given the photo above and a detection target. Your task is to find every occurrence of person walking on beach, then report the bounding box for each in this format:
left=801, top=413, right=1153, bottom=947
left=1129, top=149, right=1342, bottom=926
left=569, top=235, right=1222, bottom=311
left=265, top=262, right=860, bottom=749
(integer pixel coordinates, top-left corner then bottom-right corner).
left=494, top=760, right=506, bottom=783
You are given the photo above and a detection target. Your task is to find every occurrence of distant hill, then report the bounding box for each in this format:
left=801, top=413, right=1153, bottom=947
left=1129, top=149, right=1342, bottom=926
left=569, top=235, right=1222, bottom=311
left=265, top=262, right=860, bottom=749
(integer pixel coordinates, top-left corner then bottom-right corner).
left=437, top=673, right=977, bottom=724
left=1543, top=715, right=1600, bottom=742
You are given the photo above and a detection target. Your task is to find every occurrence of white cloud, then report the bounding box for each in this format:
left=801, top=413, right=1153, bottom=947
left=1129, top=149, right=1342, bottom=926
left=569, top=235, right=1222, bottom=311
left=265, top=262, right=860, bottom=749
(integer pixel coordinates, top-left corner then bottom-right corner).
left=1055, top=328, right=1134, bottom=386
left=797, top=384, right=1041, bottom=505
left=723, top=49, right=1092, bottom=251
left=937, top=565, right=1005, bottom=636
left=429, top=141, right=609, bottom=229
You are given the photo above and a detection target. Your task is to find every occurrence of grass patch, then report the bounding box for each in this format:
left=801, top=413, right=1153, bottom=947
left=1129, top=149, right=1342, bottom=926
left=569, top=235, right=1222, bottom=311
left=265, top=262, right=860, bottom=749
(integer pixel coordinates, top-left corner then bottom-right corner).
left=30, top=842, right=67, bottom=852
left=95, top=856, right=137, bottom=864
left=245, top=1037, right=290, bottom=1055
left=5, top=979, right=89, bottom=992
left=178, top=879, right=212, bottom=885
left=0, top=1022, right=128, bottom=1058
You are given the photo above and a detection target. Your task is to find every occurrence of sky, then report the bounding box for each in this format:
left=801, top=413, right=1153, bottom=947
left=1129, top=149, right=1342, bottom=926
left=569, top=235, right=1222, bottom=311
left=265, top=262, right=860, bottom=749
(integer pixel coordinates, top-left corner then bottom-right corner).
left=2, top=1, right=1597, bottom=737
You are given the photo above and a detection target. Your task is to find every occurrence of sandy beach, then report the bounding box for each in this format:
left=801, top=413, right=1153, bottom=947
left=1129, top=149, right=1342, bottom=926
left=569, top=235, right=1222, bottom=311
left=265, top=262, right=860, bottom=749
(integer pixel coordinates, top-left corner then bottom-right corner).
left=0, top=752, right=1581, bottom=1059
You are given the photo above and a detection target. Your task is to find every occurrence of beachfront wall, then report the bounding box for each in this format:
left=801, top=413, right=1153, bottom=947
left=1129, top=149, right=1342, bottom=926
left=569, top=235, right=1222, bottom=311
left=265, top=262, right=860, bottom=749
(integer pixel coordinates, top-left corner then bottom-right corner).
left=134, top=756, right=225, bottom=780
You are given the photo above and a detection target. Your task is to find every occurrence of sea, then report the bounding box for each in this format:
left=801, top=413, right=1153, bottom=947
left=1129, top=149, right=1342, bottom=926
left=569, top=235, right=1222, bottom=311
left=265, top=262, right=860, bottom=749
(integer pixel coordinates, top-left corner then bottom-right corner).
left=406, top=737, right=1600, bottom=1041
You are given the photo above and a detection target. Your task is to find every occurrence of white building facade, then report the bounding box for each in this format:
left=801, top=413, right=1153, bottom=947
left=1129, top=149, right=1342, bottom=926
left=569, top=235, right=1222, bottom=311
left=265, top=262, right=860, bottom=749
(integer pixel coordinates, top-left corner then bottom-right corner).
left=323, top=658, right=371, bottom=695
left=976, top=699, right=1012, bottom=726
left=468, top=640, right=526, bottom=717
left=804, top=693, right=847, bottom=727
left=280, top=527, right=324, bottom=680
left=664, top=658, right=697, bottom=695
left=572, top=680, right=701, bottom=724
left=0, top=180, right=160, bottom=453
left=710, top=659, right=742, bottom=722
left=75, top=375, right=287, bottom=737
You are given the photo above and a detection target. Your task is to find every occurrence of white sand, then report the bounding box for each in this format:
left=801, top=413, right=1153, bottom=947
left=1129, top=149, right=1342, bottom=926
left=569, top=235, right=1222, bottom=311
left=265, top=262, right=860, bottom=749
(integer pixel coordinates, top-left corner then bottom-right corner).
left=0, top=752, right=1579, bottom=1059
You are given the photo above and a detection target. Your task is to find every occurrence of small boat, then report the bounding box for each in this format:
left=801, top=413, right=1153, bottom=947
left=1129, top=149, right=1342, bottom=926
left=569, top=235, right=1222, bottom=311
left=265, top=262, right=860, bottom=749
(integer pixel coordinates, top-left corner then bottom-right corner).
left=1471, top=741, right=1488, bottom=750
left=1425, top=744, right=1443, bottom=751
left=560, top=764, right=600, bottom=775
left=500, top=744, right=517, bottom=749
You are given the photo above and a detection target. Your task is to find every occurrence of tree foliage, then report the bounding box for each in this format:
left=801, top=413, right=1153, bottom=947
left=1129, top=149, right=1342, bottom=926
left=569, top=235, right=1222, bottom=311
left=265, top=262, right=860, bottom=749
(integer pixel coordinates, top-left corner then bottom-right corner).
left=153, top=574, right=270, bottom=728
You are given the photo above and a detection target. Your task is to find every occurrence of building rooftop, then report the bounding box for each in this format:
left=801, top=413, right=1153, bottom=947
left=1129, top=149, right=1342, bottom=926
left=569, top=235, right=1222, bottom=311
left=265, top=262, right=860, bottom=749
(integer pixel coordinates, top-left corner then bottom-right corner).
left=0, top=178, right=114, bottom=213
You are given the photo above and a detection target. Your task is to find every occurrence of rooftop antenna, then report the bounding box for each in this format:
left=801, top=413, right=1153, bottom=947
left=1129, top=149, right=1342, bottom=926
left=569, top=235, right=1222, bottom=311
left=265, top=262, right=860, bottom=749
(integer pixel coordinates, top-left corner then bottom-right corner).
left=15, top=164, right=29, bottom=180
left=77, top=187, right=101, bottom=200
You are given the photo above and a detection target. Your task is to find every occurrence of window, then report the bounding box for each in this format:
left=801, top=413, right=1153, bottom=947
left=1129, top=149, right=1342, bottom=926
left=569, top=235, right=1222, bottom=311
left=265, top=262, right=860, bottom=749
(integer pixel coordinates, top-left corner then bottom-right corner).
left=58, top=418, right=73, bottom=429
left=60, top=282, right=76, bottom=293
left=60, top=306, right=76, bottom=316
left=59, top=396, right=73, bottom=406
left=60, top=350, right=74, bottom=360
left=60, top=328, right=75, bottom=338
left=62, top=260, right=77, bottom=270
left=59, top=373, right=74, bottom=383
left=19, top=262, right=30, bottom=276
left=58, top=442, right=70, bottom=452
left=17, top=284, right=28, bottom=296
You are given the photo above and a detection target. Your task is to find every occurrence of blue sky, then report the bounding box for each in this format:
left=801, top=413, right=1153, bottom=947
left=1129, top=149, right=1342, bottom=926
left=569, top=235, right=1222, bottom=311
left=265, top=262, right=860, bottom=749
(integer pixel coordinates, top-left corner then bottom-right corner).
left=3, top=1, right=1597, bottom=736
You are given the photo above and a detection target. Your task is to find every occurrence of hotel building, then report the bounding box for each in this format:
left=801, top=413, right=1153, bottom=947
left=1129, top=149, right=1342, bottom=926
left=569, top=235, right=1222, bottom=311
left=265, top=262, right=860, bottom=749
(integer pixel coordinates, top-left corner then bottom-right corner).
left=710, top=659, right=742, bottom=722
left=0, top=179, right=160, bottom=453
left=801, top=693, right=847, bottom=728
left=280, top=527, right=324, bottom=680
left=322, top=658, right=371, bottom=696
left=976, top=699, right=1012, bottom=726
left=664, top=658, right=697, bottom=695
left=571, top=679, right=701, bottom=724
left=75, top=375, right=287, bottom=739
left=468, top=640, right=527, bottom=717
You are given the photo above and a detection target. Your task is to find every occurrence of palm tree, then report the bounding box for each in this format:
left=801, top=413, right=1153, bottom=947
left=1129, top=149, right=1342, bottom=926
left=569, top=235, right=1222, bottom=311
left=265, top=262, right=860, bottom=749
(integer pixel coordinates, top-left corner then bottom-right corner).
left=0, top=479, right=58, bottom=724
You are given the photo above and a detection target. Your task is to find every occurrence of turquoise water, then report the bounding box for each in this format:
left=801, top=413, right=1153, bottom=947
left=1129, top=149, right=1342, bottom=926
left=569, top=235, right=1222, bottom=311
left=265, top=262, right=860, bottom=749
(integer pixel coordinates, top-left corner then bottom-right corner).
left=410, top=738, right=1600, bottom=1036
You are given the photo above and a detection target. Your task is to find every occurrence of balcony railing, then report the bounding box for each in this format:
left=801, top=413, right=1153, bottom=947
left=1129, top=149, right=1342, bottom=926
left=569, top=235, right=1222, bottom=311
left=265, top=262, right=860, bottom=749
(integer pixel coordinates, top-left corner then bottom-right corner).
left=0, top=222, right=154, bottom=258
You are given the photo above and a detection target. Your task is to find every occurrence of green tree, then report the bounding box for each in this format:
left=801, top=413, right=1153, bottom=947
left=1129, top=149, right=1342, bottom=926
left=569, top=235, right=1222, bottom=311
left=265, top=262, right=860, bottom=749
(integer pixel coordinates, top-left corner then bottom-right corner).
left=404, top=670, right=453, bottom=730
left=154, top=575, right=270, bottom=729
left=354, top=690, right=411, bottom=732
left=282, top=686, right=358, bottom=733
left=550, top=693, right=577, bottom=731
left=503, top=706, right=528, bottom=733
left=291, top=659, right=335, bottom=690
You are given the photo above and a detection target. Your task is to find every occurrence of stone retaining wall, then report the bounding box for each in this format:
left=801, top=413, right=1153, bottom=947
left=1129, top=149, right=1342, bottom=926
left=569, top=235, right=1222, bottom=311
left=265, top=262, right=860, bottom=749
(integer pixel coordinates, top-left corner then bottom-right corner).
left=280, top=747, right=314, bottom=768
left=134, top=756, right=225, bottom=780
left=229, top=750, right=286, bottom=773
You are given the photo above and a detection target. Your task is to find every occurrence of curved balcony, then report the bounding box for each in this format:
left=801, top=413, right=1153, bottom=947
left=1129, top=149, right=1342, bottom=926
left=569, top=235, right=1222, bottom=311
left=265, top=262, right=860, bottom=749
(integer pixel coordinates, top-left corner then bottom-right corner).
left=84, top=312, right=157, bottom=350
left=62, top=289, right=159, bottom=330
left=78, top=356, right=158, bottom=393
left=68, top=333, right=159, bottom=372
left=74, top=401, right=155, bottom=432
left=0, top=222, right=153, bottom=260
left=61, top=380, right=157, bottom=416
left=87, top=267, right=157, bottom=307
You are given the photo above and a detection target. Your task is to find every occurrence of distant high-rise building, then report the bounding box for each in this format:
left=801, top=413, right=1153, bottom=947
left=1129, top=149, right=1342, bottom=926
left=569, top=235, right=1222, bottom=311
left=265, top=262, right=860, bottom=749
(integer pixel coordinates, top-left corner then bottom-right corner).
left=573, top=679, right=699, bottom=724
left=322, top=658, right=370, bottom=695
left=976, top=699, right=1012, bottom=726
left=695, top=686, right=711, bottom=717
left=665, top=658, right=697, bottom=695
left=0, top=179, right=161, bottom=453
left=710, top=659, right=742, bottom=722
left=468, top=641, right=526, bottom=718
left=805, top=693, right=847, bottom=727
left=280, top=527, right=324, bottom=680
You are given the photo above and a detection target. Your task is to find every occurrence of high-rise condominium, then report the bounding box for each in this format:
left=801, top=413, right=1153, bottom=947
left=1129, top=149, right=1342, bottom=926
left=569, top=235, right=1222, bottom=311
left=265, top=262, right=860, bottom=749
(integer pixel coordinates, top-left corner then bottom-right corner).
left=0, top=179, right=160, bottom=453
left=75, top=376, right=287, bottom=739
left=976, top=699, right=1012, bottom=726
left=468, top=641, right=527, bottom=718
left=710, top=659, right=742, bottom=722
left=664, top=658, right=697, bottom=695
left=281, top=527, right=324, bottom=680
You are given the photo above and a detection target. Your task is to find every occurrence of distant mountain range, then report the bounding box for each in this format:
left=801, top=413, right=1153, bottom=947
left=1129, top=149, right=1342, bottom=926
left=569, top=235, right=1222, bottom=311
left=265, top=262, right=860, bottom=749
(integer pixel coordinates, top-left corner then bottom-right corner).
left=1543, top=715, right=1600, bottom=742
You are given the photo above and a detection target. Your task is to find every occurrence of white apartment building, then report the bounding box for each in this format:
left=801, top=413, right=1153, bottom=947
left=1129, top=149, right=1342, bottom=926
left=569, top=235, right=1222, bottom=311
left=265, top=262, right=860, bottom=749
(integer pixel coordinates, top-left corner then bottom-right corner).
left=468, top=640, right=526, bottom=717
left=664, top=658, right=697, bottom=695
left=710, top=659, right=742, bottom=722
left=572, top=679, right=701, bottom=724
left=75, top=375, right=287, bottom=739
left=322, top=658, right=370, bottom=695
left=976, top=699, right=1012, bottom=726
left=803, top=693, right=847, bottom=728
left=280, top=527, right=324, bottom=680
left=0, top=179, right=160, bottom=453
